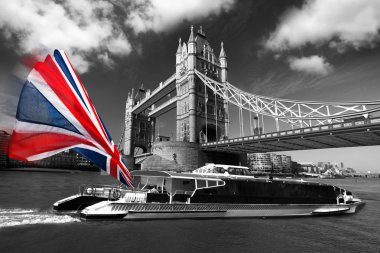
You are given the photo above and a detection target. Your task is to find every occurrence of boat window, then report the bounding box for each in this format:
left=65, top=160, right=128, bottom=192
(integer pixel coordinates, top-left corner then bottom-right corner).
left=242, top=169, right=251, bottom=176
left=140, top=176, right=164, bottom=191
left=132, top=176, right=142, bottom=188
left=227, top=167, right=248, bottom=175
left=217, top=181, right=225, bottom=186
left=215, top=167, right=225, bottom=173
left=208, top=180, right=217, bottom=187
left=228, top=167, right=237, bottom=175
left=169, top=178, right=196, bottom=194
left=197, top=180, right=207, bottom=188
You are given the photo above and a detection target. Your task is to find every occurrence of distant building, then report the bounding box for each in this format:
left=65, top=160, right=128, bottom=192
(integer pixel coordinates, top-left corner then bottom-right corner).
left=299, top=162, right=318, bottom=173
left=247, top=153, right=272, bottom=172
left=270, top=154, right=282, bottom=173
left=281, top=155, right=292, bottom=173
left=247, top=153, right=293, bottom=173
left=1, top=131, right=103, bottom=171
left=8, top=149, right=97, bottom=170
left=0, top=130, right=10, bottom=168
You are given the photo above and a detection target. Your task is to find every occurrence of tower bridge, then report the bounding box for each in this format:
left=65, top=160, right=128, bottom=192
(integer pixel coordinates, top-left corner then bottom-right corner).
left=123, top=26, right=380, bottom=171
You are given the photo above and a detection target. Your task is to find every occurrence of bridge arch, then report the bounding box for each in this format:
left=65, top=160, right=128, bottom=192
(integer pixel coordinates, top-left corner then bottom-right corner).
left=199, top=124, right=223, bottom=143
left=134, top=145, right=149, bottom=156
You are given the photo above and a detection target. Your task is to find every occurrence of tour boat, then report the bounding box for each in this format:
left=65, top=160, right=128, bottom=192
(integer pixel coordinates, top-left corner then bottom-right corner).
left=54, top=164, right=364, bottom=220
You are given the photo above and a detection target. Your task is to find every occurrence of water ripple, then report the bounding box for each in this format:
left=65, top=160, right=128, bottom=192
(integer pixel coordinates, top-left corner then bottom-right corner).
left=0, top=208, right=80, bottom=228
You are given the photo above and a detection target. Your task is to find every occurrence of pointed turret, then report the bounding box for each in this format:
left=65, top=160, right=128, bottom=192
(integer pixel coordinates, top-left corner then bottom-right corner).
left=197, top=25, right=206, bottom=37
left=176, top=38, right=182, bottom=54
left=188, top=25, right=195, bottom=43
left=219, top=41, right=227, bottom=58
left=219, top=42, right=228, bottom=83
left=176, top=38, right=182, bottom=65
left=187, top=25, right=196, bottom=69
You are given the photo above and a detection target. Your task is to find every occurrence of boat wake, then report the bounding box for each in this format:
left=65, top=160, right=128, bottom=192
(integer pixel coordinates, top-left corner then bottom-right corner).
left=0, top=208, right=80, bottom=228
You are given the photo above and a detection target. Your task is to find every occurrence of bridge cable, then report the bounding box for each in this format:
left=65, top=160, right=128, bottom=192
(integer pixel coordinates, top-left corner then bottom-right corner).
left=256, top=112, right=260, bottom=136
left=226, top=95, right=229, bottom=138
left=205, top=83, right=208, bottom=142
left=249, top=111, right=253, bottom=135
left=215, top=87, right=218, bottom=141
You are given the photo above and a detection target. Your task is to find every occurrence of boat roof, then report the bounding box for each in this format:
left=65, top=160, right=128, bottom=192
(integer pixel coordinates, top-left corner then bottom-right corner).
left=131, top=170, right=223, bottom=181
left=131, top=170, right=333, bottom=187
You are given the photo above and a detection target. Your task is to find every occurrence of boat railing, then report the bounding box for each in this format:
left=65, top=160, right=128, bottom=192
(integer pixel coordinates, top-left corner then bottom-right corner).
left=79, top=184, right=130, bottom=200
left=124, top=192, right=147, bottom=203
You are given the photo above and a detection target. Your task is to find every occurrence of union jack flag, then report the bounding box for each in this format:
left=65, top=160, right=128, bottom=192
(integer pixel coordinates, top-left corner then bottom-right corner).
left=9, top=50, right=133, bottom=187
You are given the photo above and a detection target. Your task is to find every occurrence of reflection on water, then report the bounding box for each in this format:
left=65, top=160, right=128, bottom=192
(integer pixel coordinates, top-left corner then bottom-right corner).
left=0, top=169, right=379, bottom=253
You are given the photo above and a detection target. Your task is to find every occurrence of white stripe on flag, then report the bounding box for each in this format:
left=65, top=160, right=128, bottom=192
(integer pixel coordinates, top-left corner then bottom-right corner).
left=55, top=52, right=113, bottom=150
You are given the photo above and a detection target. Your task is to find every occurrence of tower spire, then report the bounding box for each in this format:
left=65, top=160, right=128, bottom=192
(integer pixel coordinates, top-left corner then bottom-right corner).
left=197, top=25, right=206, bottom=37
left=188, top=25, right=195, bottom=43
left=177, top=38, right=182, bottom=54
left=219, top=41, right=227, bottom=58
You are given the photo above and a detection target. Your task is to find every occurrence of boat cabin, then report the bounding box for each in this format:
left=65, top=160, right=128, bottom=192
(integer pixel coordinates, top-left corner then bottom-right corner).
left=131, top=170, right=225, bottom=203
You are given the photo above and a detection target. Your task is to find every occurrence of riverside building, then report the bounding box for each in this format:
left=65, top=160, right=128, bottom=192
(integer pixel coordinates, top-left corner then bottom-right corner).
left=247, top=153, right=292, bottom=173
left=247, top=153, right=272, bottom=172
left=281, top=155, right=292, bottom=173
left=270, top=154, right=283, bottom=172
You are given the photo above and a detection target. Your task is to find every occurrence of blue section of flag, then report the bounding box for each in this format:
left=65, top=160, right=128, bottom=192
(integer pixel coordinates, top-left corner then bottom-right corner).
left=53, top=50, right=88, bottom=110
left=16, top=81, right=81, bottom=134
left=72, top=147, right=107, bottom=170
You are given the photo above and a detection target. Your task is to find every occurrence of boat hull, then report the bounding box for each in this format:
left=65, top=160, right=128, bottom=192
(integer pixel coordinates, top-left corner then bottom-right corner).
left=80, top=201, right=364, bottom=220
left=53, top=194, right=107, bottom=211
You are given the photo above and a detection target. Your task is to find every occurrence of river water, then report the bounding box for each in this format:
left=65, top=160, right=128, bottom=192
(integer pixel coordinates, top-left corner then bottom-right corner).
left=0, top=169, right=379, bottom=253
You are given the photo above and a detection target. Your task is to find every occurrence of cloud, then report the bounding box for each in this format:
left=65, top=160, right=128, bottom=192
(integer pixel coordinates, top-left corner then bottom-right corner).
left=266, top=0, right=380, bottom=51
left=0, top=0, right=131, bottom=73
left=0, top=0, right=236, bottom=72
left=288, top=55, right=333, bottom=76
left=126, top=0, right=236, bottom=33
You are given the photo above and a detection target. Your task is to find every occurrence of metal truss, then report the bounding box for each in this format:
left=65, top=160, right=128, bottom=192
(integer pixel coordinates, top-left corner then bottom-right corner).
left=195, top=70, right=380, bottom=129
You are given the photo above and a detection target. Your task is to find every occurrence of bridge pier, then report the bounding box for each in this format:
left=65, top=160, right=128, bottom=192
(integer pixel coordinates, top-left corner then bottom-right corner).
left=137, top=141, right=247, bottom=172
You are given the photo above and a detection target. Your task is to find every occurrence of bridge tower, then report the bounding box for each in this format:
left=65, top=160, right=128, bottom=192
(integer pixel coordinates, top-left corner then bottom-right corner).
left=176, top=26, right=229, bottom=143
left=123, top=86, right=155, bottom=156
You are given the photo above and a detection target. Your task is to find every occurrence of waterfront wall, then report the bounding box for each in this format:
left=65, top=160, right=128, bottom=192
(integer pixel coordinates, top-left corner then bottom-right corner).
left=150, top=141, right=205, bottom=171
left=140, top=141, right=246, bottom=172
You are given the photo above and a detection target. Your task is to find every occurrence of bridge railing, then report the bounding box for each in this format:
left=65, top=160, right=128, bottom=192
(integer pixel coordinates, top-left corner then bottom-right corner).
left=201, top=117, right=380, bottom=147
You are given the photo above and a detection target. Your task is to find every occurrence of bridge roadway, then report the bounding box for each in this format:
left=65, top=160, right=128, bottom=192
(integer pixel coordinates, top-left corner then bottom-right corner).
left=132, top=73, right=176, bottom=115
left=201, top=117, right=380, bottom=153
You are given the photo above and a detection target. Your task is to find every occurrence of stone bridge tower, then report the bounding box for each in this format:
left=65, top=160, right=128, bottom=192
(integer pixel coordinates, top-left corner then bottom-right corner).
left=175, top=26, right=229, bottom=143
left=123, top=86, right=155, bottom=156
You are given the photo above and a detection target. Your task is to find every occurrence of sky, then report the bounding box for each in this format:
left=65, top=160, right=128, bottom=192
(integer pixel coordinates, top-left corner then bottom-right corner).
left=1, top=0, right=380, bottom=172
